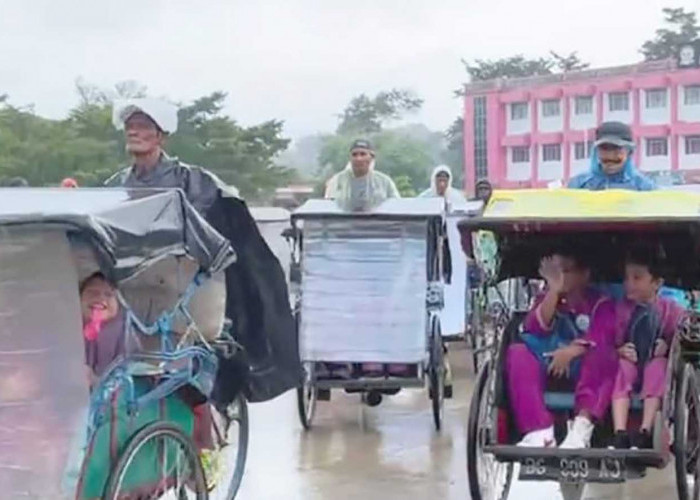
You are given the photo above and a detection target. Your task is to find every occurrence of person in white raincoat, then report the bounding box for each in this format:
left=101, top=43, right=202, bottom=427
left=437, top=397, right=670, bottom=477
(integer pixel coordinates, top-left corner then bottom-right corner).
left=325, top=139, right=400, bottom=211
left=418, top=165, right=464, bottom=391
left=418, top=165, right=467, bottom=207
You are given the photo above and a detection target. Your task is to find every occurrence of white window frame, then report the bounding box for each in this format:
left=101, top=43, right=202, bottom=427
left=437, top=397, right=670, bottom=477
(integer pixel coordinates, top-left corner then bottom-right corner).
left=685, top=85, right=700, bottom=106
left=609, top=92, right=629, bottom=112
left=573, top=141, right=592, bottom=160
left=646, top=137, right=669, bottom=157
left=511, top=146, right=530, bottom=163
left=574, top=96, right=593, bottom=115
left=686, top=136, right=700, bottom=155
left=510, top=102, right=529, bottom=121
left=542, top=99, right=561, bottom=117
left=645, top=88, right=668, bottom=109
left=542, top=144, right=562, bottom=162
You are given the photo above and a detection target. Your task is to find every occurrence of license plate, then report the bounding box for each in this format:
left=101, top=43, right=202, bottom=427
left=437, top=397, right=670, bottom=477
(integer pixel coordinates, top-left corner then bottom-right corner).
left=519, top=456, right=626, bottom=483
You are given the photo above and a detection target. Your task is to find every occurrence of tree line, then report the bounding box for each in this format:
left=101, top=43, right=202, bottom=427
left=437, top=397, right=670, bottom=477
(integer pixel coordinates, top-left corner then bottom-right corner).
left=0, top=7, right=696, bottom=198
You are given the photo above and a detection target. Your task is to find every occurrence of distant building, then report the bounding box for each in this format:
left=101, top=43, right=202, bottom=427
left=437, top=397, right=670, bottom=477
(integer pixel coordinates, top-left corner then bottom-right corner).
left=462, top=57, right=700, bottom=190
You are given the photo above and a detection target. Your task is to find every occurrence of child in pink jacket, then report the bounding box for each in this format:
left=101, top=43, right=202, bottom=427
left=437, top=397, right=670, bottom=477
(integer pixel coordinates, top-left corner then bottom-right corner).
left=611, top=248, right=685, bottom=449
left=506, top=252, right=618, bottom=449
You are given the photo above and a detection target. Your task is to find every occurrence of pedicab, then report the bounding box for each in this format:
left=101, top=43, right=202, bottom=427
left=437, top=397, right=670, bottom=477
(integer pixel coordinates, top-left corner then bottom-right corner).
left=461, top=189, right=700, bottom=500
left=442, top=201, right=482, bottom=345
left=285, top=197, right=451, bottom=431
left=0, top=188, right=248, bottom=499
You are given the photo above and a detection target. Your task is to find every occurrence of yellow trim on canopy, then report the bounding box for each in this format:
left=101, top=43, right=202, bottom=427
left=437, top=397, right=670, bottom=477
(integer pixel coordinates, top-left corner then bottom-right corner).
left=483, top=189, right=700, bottom=219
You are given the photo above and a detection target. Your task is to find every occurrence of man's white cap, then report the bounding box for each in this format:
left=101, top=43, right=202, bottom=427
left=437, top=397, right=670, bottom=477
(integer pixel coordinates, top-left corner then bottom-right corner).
left=112, top=98, right=179, bottom=134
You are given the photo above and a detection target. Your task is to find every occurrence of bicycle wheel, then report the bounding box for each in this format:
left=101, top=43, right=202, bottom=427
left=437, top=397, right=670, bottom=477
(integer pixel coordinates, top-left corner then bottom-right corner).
left=209, top=394, right=249, bottom=499
left=104, top=422, right=207, bottom=500
left=429, top=316, right=445, bottom=431
left=675, top=363, right=700, bottom=500
left=297, top=362, right=318, bottom=430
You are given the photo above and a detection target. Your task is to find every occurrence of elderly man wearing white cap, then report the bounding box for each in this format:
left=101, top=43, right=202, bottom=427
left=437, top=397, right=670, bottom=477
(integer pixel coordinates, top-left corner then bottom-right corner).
left=106, top=98, right=238, bottom=213
left=106, top=98, right=302, bottom=405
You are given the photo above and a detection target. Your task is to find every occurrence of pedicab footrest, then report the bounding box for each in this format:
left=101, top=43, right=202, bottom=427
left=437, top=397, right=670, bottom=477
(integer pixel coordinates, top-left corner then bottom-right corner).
left=483, top=445, right=663, bottom=483
left=314, top=377, right=424, bottom=390
left=544, top=392, right=644, bottom=411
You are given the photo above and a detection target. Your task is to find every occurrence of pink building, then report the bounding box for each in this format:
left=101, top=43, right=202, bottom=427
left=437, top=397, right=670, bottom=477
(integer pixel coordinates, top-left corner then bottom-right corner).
left=462, top=58, right=700, bottom=190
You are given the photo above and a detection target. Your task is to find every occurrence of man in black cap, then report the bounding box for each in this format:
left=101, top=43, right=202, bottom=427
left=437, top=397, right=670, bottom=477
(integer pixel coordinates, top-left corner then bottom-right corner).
left=324, top=139, right=400, bottom=211
left=474, top=178, right=493, bottom=203
left=568, top=121, right=655, bottom=191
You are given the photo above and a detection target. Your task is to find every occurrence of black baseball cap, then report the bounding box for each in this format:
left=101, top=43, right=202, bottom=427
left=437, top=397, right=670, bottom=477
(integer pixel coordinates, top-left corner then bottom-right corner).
left=594, top=121, right=634, bottom=148
left=350, top=139, right=374, bottom=152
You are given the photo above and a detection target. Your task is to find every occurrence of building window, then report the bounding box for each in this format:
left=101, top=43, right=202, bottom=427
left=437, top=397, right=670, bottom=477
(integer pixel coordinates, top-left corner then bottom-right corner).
left=574, top=96, right=593, bottom=115
left=686, top=136, right=700, bottom=155
left=473, top=96, right=488, bottom=182
left=574, top=141, right=592, bottom=160
left=646, top=137, right=668, bottom=157
left=542, top=144, right=562, bottom=162
left=609, top=92, right=629, bottom=112
left=542, top=99, right=561, bottom=117
left=645, top=88, right=668, bottom=108
left=511, top=146, right=530, bottom=163
left=510, top=102, right=529, bottom=120
left=685, top=85, right=700, bottom=106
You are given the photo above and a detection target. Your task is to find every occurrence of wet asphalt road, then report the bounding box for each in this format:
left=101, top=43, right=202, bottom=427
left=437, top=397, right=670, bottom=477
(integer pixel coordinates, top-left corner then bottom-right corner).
left=235, top=344, right=676, bottom=500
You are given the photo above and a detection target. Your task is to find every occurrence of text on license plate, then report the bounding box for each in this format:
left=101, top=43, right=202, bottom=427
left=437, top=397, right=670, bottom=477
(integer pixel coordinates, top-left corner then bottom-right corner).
left=519, top=456, right=626, bottom=483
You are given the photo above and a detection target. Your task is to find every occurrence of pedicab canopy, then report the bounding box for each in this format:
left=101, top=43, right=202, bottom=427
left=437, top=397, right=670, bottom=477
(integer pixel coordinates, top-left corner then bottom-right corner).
left=0, top=187, right=236, bottom=282
left=0, top=188, right=235, bottom=499
left=458, top=189, right=700, bottom=289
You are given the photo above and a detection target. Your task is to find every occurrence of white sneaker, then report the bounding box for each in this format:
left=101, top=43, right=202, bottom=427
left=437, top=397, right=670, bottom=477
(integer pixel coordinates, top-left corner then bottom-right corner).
left=560, top=416, right=594, bottom=449
left=517, top=426, right=555, bottom=448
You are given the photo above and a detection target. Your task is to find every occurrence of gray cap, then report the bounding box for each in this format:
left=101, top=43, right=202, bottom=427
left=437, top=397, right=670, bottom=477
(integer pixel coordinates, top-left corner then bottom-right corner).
left=350, top=139, right=374, bottom=152
left=594, top=121, right=634, bottom=148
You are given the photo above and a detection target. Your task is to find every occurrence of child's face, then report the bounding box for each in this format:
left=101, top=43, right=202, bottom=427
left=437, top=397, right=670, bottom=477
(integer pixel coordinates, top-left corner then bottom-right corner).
left=557, top=255, right=590, bottom=294
left=80, top=277, right=119, bottom=322
left=624, top=263, right=662, bottom=303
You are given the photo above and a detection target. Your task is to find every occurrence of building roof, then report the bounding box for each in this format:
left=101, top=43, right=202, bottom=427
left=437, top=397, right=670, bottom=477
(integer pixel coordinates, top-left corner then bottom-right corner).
left=463, top=58, right=677, bottom=95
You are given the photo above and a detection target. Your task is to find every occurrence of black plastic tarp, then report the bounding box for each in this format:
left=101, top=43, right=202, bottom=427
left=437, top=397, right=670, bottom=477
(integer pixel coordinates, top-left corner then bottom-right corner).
left=0, top=188, right=236, bottom=283
left=105, top=159, right=303, bottom=403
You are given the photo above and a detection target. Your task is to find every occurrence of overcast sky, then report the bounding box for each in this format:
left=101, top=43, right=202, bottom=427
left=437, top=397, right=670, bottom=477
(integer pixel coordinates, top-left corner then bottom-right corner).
left=1, top=0, right=697, bottom=140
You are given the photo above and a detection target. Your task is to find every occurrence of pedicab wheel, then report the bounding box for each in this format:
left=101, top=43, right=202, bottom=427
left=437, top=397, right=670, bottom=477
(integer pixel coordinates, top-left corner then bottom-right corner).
left=209, top=393, right=249, bottom=499
left=297, top=362, right=318, bottom=430
left=469, top=292, right=483, bottom=373
left=429, top=316, right=445, bottom=431
left=674, top=363, right=700, bottom=500
left=104, top=422, right=207, bottom=500
left=467, top=361, right=513, bottom=500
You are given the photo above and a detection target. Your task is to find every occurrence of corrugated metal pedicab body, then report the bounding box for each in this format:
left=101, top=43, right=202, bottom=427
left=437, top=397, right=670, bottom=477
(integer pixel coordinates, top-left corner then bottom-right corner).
left=299, top=218, right=429, bottom=364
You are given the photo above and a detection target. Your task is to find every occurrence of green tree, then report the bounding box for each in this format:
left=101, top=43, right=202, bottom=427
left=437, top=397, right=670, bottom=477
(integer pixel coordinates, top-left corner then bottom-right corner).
left=642, top=7, right=700, bottom=61
left=336, top=88, right=423, bottom=135
left=461, top=55, right=554, bottom=83
left=443, top=117, right=465, bottom=187
left=317, top=89, right=438, bottom=192
left=550, top=51, right=590, bottom=72
left=167, top=92, right=293, bottom=200
left=394, top=175, right=416, bottom=197
left=0, top=84, right=294, bottom=200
